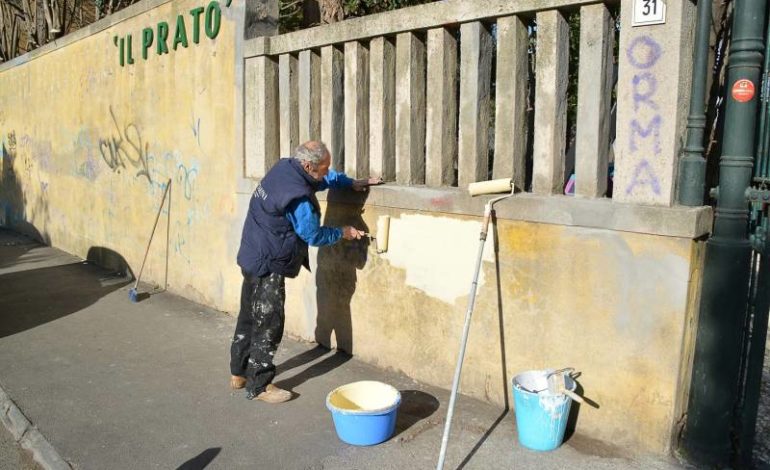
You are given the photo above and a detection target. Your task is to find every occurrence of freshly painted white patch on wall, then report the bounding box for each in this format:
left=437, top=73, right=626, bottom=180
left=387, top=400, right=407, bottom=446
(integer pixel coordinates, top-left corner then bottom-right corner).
left=381, top=213, right=495, bottom=304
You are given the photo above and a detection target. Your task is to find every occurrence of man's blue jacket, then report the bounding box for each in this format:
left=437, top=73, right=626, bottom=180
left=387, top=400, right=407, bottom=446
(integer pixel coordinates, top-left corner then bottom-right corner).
left=237, top=158, right=352, bottom=278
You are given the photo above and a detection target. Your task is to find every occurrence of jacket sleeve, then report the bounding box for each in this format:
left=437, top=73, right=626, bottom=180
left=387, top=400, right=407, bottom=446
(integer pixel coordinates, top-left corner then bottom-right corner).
left=286, top=197, right=343, bottom=246
left=318, top=169, right=354, bottom=191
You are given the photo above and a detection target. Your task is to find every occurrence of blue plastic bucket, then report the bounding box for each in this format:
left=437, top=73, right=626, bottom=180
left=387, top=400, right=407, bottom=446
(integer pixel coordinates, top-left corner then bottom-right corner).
left=326, top=381, right=401, bottom=446
left=512, top=370, right=575, bottom=451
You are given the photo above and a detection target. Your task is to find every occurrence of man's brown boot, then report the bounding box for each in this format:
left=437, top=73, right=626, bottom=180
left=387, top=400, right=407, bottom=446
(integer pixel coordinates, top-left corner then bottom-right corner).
left=256, top=384, right=292, bottom=404
left=230, top=375, right=246, bottom=390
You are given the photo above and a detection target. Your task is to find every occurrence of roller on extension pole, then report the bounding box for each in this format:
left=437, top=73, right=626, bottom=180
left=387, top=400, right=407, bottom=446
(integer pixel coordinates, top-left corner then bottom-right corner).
left=436, top=178, right=514, bottom=470
left=129, top=178, right=172, bottom=303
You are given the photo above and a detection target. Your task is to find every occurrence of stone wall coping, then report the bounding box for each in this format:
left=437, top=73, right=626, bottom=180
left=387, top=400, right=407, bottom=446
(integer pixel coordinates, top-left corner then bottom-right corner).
left=0, top=0, right=174, bottom=73
left=236, top=177, right=713, bottom=239
left=243, top=0, right=607, bottom=58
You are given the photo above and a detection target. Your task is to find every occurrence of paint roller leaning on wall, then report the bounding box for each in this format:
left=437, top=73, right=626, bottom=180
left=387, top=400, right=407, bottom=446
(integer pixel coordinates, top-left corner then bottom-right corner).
left=230, top=140, right=383, bottom=404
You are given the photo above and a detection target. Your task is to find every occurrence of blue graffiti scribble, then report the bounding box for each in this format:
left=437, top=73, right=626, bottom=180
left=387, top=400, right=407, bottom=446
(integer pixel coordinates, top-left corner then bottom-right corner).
left=174, top=221, right=192, bottom=264
left=177, top=163, right=198, bottom=200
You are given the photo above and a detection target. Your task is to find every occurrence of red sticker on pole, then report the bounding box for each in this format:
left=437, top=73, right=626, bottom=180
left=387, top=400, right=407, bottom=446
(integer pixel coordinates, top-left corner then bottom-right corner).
left=732, top=79, right=755, bottom=103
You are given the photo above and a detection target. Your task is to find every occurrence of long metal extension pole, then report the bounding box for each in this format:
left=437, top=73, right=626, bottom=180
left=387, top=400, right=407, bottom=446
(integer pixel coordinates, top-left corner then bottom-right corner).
left=436, top=218, right=488, bottom=470
left=437, top=189, right=513, bottom=470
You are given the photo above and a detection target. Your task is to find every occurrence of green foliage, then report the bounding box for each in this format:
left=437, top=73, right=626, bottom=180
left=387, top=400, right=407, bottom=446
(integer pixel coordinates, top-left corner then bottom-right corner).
left=342, top=0, right=435, bottom=17
left=278, top=0, right=437, bottom=33
left=566, top=11, right=580, bottom=140
left=279, top=0, right=303, bottom=33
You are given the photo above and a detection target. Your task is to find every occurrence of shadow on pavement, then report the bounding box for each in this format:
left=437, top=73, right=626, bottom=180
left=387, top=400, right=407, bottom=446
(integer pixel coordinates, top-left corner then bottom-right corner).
left=275, top=344, right=329, bottom=376
left=175, top=447, right=221, bottom=470
left=393, top=390, right=440, bottom=438
left=456, top=409, right=509, bottom=470
left=274, top=349, right=352, bottom=393
left=0, top=246, right=131, bottom=338
left=0, top=228, right=42, bottom=270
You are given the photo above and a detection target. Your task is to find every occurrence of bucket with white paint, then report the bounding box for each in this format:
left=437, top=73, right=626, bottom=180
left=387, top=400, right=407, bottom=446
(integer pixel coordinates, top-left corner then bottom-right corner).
left=326, top=381, right=401, bottom=446
left=512, top=370, right=575, bottom=451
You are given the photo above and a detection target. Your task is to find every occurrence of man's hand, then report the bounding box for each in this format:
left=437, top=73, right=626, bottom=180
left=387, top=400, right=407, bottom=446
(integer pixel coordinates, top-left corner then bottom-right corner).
left=352, top=176, right=384, bottom=192
left=341, top=226, right=365, bottom=240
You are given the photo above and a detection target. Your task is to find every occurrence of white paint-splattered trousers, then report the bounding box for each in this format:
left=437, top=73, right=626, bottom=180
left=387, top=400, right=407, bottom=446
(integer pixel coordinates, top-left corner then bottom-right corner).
left=230, top=272, right=286, bottom=398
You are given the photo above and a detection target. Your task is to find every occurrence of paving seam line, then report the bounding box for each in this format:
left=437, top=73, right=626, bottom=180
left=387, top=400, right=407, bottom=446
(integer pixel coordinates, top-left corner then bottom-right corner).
left=0, top=383, right=72, bottom=470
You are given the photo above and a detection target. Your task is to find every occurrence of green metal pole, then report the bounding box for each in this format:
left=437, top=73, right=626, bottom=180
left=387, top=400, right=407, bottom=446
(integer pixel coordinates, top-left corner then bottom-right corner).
left=681, top=0, right=766, bottom=466
left=677, top=0, right=713, bottom=206
left=756, top=30, right=770, bottom=179
left=738, top=250, right=770, bottom=467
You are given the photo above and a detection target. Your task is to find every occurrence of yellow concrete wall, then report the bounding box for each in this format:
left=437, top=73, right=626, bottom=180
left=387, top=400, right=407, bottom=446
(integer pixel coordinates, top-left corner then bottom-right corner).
left=285, top=202, right=704, bottom=454
left=0, top=0, right=705, bottom=456
left=0, top=0, right=244, bottom=310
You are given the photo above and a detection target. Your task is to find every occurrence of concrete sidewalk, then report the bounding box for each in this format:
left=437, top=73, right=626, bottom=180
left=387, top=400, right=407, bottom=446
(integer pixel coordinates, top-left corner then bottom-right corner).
left=0, top=229, right=687, bottom=470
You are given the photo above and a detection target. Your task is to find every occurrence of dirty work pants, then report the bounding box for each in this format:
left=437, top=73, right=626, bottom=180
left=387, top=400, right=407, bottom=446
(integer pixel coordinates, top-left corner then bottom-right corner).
left=230, top=272, right=286, bottom=398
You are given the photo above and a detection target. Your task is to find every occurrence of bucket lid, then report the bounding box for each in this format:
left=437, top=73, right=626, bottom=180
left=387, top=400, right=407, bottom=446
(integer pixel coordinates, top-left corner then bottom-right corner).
left=513, top=369, right=576, bottom=396
left=326, top=381, right=402, bottom=415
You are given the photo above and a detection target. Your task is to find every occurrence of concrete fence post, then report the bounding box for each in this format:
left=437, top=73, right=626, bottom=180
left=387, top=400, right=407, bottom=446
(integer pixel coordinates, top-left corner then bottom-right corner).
left=532, top=10, right=569, bottom=195
left=613, top=0, right=695, bottom=206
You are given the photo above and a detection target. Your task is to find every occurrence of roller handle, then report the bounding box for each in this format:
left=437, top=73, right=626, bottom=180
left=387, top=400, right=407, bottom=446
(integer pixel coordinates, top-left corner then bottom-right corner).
left=134, top=179, right=172, bottom=290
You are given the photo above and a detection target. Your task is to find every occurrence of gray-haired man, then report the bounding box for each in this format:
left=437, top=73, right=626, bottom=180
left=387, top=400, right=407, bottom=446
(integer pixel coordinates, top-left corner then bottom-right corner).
left=230, top=140, right=381, bottom=403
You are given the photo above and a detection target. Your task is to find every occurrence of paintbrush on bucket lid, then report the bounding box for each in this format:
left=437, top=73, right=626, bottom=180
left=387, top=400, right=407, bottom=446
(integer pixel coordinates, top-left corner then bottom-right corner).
left=546, top=368, right=585, bottom=403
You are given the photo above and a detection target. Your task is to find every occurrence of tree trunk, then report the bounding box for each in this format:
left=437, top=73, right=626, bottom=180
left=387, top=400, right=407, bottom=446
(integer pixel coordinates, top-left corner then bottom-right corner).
left=319, top=0, right=344, bottom=24
left=34, top=0, right=46, bottom=46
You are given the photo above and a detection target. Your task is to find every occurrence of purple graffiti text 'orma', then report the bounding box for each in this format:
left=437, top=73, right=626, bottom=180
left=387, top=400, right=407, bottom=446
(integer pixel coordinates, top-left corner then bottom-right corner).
left=632, top=72, right=659, bottom=112
left=626, top=35, right=662, bottom=70
left=625, top=159, right=661, bottom=196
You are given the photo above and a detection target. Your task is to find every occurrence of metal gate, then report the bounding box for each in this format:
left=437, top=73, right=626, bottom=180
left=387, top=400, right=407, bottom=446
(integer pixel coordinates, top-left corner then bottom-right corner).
left=736, top=17, right=770, bottom=465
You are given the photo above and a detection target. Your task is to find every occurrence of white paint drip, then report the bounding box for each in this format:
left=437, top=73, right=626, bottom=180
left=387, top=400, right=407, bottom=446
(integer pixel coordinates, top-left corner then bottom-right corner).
left=381, top=214, right=495, bottom=304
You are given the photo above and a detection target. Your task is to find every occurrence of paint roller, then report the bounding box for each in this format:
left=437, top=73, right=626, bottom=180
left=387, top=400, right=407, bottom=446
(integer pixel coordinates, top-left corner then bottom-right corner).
left=467, top=177, right=514, bottom=196
left=436, top=177, right=515, bottom=470
left=363, top=215, right=390, bottom=253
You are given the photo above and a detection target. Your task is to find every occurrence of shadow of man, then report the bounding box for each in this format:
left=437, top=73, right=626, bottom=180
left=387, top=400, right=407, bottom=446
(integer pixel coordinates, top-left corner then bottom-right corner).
left=175, top=447, right=221, bottom=470
left=314, top=188, right=370, bottom=354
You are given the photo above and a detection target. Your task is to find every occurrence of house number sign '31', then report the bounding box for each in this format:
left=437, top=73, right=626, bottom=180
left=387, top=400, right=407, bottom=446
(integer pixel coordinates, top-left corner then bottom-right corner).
left=112, top=0, right=232, bottom=67
left=632, top=0, right=667, bottom=27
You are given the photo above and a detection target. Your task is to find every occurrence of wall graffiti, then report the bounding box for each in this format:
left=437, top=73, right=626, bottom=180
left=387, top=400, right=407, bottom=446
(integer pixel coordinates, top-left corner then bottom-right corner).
left=625, top=35, right=663, bottom=197
left=17, top=134, right=53, bottom=173
left=98, top=106, right=152, bottom=183
left=176, top=163, right=198, bottom=200
left=191, top=116, right=201, bottom=148
left=75, top=131, right=102, bottom=181
left=174, top=220, right=192, bottom=264
left=140, top=148, right=202, bottom=265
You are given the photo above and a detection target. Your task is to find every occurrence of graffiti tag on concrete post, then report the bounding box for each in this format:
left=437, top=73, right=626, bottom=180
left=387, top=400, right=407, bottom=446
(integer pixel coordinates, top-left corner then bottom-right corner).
left=624, top=35, right=663, bottom=197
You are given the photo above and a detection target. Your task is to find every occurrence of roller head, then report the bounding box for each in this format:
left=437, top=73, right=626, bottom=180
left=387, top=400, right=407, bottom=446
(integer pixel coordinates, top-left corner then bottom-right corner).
left=376, top=215, right=390, bottom=253
left=468, top=178, right=513, bottom=196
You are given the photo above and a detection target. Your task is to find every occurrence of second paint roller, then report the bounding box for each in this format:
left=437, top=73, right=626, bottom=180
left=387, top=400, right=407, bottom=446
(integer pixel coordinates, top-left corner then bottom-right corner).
left=467, top=178, right=514, bottom=196
left=436, top=177, right=514, bottom=469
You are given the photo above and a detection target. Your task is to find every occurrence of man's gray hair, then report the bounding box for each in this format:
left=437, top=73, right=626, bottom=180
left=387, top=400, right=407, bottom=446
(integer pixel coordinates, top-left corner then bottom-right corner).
left=294, top=141, right=329, bottom=165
